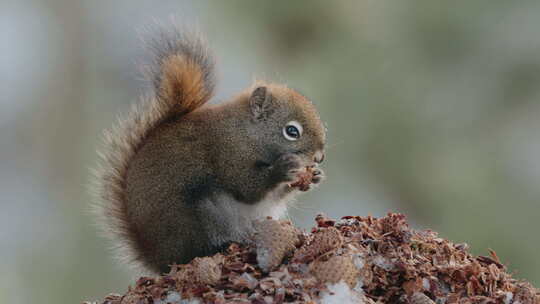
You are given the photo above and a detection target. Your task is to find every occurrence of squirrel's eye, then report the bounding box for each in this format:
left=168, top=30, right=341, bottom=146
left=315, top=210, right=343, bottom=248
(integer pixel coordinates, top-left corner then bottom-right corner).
left=283, top=121, right=303, bottom=141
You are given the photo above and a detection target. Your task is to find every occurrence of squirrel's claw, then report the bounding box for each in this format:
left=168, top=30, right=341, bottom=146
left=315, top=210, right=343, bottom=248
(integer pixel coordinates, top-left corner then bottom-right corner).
left=310, top=168, right=325, bottom=184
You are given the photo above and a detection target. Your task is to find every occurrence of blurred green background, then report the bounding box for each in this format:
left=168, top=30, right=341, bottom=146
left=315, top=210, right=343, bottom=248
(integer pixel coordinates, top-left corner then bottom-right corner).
left=2, top=1, right=540, bottom=303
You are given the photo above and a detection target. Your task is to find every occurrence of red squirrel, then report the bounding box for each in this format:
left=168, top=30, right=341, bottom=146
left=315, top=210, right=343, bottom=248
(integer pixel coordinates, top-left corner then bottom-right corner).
left=93, top=26, right=326, bottom=274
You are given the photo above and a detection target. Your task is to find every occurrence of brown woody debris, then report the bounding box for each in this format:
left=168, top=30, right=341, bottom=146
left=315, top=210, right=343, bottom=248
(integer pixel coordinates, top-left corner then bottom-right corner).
left=293, top=226, right=343, bottom=264
left=90, top=213, right=540, bottom=304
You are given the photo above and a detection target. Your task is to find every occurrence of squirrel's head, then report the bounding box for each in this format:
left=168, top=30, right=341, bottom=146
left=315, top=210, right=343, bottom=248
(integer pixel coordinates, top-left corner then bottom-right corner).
left=246, top=83, right=326, bottom=167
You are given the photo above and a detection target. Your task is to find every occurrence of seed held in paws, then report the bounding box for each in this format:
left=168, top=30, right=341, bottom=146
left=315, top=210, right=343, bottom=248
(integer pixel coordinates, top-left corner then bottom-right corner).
left=289, top=166, right=315, bottom=191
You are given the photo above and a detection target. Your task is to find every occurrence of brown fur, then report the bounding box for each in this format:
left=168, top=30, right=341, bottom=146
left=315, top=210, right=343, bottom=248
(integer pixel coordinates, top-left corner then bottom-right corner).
left=159, top=55, right=211, bottom=114
left=92, top=26, right=215, bottom=271
left=92, top=26, right=326, bottom=274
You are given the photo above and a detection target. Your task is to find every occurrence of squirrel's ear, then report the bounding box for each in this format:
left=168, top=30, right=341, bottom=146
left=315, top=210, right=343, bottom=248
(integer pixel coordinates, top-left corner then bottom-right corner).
left=249, top=86, right=274, bottom=120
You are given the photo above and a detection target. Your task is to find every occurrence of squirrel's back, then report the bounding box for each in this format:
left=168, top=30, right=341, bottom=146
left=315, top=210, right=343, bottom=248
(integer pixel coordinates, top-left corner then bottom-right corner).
left=91, top=26, right=215, bottom=270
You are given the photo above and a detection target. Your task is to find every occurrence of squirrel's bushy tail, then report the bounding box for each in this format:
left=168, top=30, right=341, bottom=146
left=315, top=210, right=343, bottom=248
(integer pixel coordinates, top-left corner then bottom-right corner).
left=91, top=25, right=215, bottom=271
left=145, top=26, right=215, bottom=115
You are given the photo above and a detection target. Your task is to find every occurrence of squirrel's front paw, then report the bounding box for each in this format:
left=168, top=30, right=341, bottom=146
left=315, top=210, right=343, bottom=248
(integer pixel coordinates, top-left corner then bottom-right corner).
left=289, top=166, right=324, bottom=191
left=310, top=168, right=325, bottom=184
left=271, top=153, right=305, bottom=183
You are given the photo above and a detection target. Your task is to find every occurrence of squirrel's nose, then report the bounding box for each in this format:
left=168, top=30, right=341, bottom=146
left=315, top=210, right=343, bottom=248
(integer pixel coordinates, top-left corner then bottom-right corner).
left=314, top=151, right=325, bottom=164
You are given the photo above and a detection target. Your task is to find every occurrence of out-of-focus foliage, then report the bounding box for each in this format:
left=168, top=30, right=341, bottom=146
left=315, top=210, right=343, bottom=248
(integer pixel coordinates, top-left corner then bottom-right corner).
left=1, top=1, right=539, bottom=303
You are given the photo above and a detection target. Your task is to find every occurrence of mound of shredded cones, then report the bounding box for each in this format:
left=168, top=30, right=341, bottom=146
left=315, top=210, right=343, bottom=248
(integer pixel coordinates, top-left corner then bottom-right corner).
left=91, top=213, right=539, bottom=304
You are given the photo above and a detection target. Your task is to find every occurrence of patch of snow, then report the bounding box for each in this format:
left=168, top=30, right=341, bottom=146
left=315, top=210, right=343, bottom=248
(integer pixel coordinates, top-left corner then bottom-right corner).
left=240, top=272, right=258, bottom=289
left=354, top=278, right=364, bottom=292
left=337, top=218, right=358, bottom=226
left=166, top=292, right=182, bottom=303
left=422, top=278, right=430, bottom=290
left=320, top=281, right=366, bottom=304
left=180, top=298, right=202, bottom=304
left=352, top=253, right=365, bottom=270
left=297, top=262, right=310, bottom=274
left=256, top=247, right=271, bottom=271
left=154, top=292, right=202, bottom=304
left=504, top=292, right=513, bottom=304
left=372, top=255, right=394, bottom=271
left=154, top=292, right=180, bottom=304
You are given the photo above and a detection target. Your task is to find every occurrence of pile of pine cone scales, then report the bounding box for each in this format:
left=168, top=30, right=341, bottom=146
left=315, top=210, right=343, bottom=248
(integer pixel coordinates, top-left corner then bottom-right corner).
left=91, top=213, right=539, bottom=304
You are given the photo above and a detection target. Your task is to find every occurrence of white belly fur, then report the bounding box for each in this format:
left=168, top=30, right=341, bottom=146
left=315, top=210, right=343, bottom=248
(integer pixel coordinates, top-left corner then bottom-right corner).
left=201, top=185, right=296, bottom=247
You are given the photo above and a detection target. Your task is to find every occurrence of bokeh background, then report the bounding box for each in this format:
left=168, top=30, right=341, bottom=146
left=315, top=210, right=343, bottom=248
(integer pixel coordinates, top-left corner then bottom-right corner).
left=2, top=1, right=540, bottom=303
